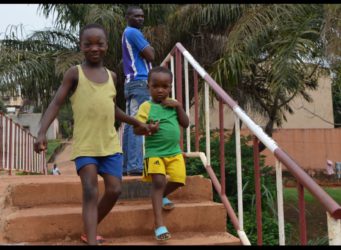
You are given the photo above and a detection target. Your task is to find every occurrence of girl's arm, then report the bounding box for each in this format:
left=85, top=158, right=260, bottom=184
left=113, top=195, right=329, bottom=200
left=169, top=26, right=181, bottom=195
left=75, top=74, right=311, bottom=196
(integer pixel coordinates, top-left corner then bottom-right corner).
left=34, top=66, right=78, bottom=153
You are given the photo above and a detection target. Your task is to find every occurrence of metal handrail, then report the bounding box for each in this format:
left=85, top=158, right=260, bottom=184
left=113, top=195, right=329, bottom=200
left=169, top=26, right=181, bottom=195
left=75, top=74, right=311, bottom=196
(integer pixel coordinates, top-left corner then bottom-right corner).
left=0, top=112, right=46, bottom=175
left=161, top=42, right=341, bottom=245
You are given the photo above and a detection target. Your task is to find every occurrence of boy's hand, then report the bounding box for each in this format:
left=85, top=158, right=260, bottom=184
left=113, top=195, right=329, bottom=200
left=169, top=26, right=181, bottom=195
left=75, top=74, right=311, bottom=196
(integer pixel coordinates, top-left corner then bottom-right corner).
left=161, top=99, right=181, bottom=108
left=34, top=134, right=48, bottom=153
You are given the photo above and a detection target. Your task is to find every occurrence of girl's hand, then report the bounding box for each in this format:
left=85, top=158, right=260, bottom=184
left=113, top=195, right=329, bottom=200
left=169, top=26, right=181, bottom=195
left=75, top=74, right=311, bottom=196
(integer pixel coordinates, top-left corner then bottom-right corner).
left=147, top=120, right=160, bottom=135
left=34, top=134, right=48, bottom=153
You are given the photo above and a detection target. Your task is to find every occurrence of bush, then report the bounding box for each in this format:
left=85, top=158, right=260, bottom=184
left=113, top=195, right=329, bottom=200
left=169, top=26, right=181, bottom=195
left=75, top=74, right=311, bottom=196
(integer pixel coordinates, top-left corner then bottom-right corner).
left=0, top=99, right=7, bottom=113
left=15, top=171, right=43, bottom=175
left=58, top=102, right=73, bottom=139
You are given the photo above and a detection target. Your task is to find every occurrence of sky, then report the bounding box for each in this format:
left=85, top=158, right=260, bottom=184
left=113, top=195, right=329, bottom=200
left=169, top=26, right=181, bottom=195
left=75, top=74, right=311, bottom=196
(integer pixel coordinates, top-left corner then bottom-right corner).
left=0, top=4, right=55, bottom=39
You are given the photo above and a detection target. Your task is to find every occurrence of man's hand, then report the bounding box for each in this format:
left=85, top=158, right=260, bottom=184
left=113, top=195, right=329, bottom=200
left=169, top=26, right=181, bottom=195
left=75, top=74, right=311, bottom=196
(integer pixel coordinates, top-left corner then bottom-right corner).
left=34, top=134, right=48, bottom=153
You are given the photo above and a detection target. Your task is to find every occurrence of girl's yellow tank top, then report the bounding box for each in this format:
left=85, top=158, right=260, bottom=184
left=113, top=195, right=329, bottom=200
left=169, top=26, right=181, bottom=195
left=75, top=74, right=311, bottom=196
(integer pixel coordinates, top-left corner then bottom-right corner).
left=70, top=65, right=122, bottom=160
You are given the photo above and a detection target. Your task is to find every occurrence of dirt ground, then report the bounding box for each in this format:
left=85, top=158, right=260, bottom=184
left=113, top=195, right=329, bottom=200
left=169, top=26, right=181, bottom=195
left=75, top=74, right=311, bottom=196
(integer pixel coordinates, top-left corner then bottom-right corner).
left=284, top=200, right=330, bottom=245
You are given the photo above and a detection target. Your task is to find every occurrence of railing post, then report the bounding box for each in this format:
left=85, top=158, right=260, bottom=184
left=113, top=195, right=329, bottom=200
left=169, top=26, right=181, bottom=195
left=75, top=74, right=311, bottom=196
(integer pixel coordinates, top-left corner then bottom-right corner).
left=253, top=136, right=262, bottom=245
left=184, top=58, right=191, bottom=153
left=193, top=70, right=199, bottom=152
left=235, top=114, right=244, bottom=231
left=327, top=212, right=341, bottom=245
left=9, top=118, right=13, bottom=176
left=171, top=56, right=175, bottom=99
left=298, top=183, right=307, bottom=245
left=175, top=48, right=183, bottom=150
left=219, top=99, right=225, bottom=195
left=5, top=116, right=8, bottom=170
left=14, top=123, right=17, bottom=173
left=275, top=160, right=286, bottom=245
left=0, top=114, right=3, bottom=170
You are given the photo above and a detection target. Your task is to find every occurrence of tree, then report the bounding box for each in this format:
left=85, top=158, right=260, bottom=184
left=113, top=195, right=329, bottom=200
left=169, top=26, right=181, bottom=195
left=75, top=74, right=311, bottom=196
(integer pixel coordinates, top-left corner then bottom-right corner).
left=1, top=4, right=341, bottom=144
left=166, top=4, right=336, bottom=148
left=0, top=98, right=6, bottom=113
left=0, top=24, right=80, bottom=111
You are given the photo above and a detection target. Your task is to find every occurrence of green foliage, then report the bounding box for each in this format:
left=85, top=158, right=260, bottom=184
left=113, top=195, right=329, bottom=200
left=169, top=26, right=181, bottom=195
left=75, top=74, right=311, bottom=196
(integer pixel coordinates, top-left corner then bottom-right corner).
left=15, top=171, right=43, bottom=175
left=332, top=64, right=341, bottom=127
left=238, top=211, right=293, bottom=245
left=0, top=99, right=6, bottom=113
left=186, top=131, right=291, bottom=245
left=307, top=236, right=329, bottom=246
left=46, top=139, right=62, bottom=162
left=58, top=102, right=73, bottom=139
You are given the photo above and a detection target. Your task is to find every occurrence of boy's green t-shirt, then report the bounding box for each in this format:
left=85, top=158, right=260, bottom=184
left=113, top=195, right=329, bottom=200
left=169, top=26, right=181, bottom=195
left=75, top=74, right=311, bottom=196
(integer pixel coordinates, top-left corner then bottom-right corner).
left=135, top=100, right=181, bottom=158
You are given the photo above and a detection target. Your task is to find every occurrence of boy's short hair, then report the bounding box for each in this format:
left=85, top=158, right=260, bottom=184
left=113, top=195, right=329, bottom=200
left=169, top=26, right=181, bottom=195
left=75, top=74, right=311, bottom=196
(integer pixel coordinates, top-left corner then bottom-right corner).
left=79, top=23, right=108, bottom=40
left=148, top=66, right=173, bottom=83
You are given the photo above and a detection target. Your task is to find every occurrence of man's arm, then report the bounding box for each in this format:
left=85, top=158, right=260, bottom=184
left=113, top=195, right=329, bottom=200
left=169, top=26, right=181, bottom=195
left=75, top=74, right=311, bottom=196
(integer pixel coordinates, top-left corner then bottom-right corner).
left=141, top=45, right=155, bottom=62
left=128, top=29, right=155, bottom=62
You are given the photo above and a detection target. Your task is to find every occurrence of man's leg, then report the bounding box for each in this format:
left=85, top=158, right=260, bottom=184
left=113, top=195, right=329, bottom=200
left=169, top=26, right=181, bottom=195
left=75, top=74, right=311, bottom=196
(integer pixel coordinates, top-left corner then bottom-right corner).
left=124, top=97, right=143, bottom=174
left=122, top=100, right=130, bottom=175
left=123, top=80, right=150, bottom=175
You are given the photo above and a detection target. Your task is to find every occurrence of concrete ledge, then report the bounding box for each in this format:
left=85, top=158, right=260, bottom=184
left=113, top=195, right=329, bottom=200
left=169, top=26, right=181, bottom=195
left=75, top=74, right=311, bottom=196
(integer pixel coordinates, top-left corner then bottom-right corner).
left=26, top=232, right=241, bottom=245
left=4, top=201, right=226, bottom=243
left=8, top=175, right=212, bottom=208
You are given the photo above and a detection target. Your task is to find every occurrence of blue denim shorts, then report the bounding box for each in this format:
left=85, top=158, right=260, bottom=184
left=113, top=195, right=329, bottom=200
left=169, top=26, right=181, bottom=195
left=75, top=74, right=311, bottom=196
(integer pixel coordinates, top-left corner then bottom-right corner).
left=74, top=153, right=123, bottom=179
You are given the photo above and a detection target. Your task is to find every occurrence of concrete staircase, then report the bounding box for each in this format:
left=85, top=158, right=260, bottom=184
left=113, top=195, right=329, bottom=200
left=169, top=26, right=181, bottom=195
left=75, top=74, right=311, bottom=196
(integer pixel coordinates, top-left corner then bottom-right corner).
left=0, top=175, right=241, bottom=245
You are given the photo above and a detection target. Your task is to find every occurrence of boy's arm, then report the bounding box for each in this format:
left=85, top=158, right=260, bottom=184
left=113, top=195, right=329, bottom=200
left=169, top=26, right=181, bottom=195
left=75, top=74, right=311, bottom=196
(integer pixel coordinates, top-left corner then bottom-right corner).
left=162, top=99, right=189, bottom=128
left=175, top=105, right=189, bottom=128
left=34, top=66, right=77, bottom=153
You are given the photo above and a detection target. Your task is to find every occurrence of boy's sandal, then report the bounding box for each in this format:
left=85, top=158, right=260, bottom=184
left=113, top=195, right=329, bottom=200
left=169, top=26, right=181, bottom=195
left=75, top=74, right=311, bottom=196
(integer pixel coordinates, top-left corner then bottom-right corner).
left=155, top=226, right=171, bottom=241
left=80, top=233, right=105, bottom=244
left=162, top=197, right=174, bottom=210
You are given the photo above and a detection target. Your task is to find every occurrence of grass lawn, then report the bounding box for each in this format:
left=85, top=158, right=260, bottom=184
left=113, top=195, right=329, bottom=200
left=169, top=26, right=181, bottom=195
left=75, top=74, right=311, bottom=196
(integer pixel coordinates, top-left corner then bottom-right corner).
left=284, top=187, right=341, bottom=203
left=283, top=186, right=341, bottom=245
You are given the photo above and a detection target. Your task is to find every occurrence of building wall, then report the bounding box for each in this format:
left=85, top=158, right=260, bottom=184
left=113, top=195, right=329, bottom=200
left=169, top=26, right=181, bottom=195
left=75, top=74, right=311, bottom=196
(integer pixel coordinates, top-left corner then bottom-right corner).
left=188, top=74, right=337, bottom=172
left=8, top=113, right=58, bottom=140
left=262, top=128, right=341, bottom=171
left=192, top=74, right=334, bottom=130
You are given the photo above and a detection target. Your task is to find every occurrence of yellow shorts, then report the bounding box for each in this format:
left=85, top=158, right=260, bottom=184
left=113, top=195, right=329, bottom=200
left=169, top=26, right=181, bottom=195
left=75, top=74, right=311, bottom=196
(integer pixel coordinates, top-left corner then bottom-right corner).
left=142, top=153, right=186, bottom=184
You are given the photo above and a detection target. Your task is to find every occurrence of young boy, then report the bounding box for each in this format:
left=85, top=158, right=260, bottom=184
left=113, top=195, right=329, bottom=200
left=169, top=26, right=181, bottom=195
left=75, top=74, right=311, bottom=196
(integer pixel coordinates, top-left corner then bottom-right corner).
left=134, top=66, right=189, bottom=241
left=52, top=163, right=61, bottom=175
left=33, top=23, right=151, bottom=245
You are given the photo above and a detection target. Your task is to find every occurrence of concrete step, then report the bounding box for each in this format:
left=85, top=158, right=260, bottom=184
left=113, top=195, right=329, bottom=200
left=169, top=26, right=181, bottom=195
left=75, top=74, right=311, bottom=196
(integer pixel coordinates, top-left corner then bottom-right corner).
left=4, top=175, right=212, bottom=208
left=3, top=200, right=228, bottom=243
left=26, top=232, right=241, bottom=245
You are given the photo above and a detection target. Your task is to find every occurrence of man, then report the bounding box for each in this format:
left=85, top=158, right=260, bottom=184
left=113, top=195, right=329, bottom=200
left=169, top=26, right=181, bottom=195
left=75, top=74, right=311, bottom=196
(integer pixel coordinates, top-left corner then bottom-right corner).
left=122, top=6, right=155, bottom=176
